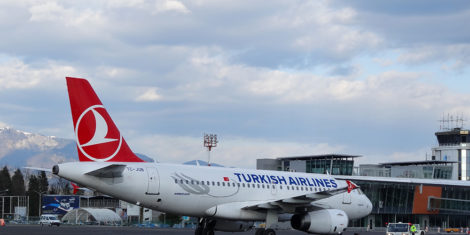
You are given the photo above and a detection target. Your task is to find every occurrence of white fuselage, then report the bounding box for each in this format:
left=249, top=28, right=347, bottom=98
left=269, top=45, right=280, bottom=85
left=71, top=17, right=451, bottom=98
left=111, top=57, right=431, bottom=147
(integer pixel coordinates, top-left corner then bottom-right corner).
left=55, top=162, right=372, bottom=221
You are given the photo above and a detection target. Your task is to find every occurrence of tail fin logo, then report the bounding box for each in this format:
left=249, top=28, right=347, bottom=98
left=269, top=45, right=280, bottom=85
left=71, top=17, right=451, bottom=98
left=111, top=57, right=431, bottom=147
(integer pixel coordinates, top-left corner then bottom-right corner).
left=75, top=105, right=122, bottom=161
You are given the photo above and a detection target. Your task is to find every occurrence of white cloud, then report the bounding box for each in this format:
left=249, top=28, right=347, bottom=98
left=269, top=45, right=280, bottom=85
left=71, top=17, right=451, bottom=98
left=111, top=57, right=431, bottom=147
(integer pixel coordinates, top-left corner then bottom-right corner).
left=0, top=57, right=76, bottom=90
left=29, top=1, right=105, bottom=27
left=105, top=0, right=146, bottom=9
left=0, top=121, right=8, bottom=128
left=135, top=87, right=162, bottom=102
left=129, top=134, right=345, bottom=168
left=162, top=52, right=455, bottom=111
left=154, top=0, right=190, bottom=14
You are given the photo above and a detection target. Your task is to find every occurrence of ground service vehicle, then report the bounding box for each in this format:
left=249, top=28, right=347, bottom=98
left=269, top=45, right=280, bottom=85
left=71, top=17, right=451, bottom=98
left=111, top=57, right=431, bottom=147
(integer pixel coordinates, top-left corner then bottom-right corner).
left=387, top=223, right=424, bottom=235
left=39, top=214, right=61, bottom=227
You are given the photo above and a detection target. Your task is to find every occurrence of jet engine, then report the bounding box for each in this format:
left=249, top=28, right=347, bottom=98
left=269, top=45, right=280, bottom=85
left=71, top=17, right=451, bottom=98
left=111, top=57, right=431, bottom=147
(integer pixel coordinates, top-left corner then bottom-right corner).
left=291, top=209, right=348, bottom=234
left=213, top=219, right=254, bottom=232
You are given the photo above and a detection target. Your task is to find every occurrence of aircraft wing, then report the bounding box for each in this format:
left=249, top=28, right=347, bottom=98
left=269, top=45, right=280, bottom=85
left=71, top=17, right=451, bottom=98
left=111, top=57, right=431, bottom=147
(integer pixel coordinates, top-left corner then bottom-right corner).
left=23, top=166, right=52, bottom=172
left=334, top=175, right=470, bottom=187
left=241, top=185, right=354, bottom=213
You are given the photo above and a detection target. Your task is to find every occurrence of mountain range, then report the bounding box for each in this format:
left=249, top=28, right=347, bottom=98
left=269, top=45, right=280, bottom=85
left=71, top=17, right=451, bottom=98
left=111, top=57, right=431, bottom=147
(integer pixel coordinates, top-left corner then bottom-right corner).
left=0, top=127, right=219, bottom=168
left=0, top=127, right=78, bottom=168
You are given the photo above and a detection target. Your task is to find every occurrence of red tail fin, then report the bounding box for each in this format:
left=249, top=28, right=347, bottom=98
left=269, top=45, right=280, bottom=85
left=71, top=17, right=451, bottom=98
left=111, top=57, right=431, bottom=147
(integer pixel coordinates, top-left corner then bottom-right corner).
left=66, top=77, right=144, bottom=162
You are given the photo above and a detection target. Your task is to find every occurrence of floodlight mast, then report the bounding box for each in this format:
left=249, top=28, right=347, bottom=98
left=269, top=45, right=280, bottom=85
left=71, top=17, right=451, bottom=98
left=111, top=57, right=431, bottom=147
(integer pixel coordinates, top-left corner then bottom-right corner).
left=204, top=134, right=218, bottom=166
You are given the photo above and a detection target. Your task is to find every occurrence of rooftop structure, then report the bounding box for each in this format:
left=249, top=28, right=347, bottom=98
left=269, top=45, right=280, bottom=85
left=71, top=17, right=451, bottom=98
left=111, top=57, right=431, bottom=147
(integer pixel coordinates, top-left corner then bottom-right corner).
left=257, top=154, right=360, bottom=175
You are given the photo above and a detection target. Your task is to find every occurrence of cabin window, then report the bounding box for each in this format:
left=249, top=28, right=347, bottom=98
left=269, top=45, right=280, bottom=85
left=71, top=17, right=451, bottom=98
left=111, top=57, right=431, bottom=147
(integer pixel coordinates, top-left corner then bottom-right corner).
left=196, top=181, right=199, bottom=185
left=217, top=182, right=220, bottom=186
left=207, top=181, right=210, bottom=185
left=247, top=184, right=250, bottom=188
left=296, top=186, right=299, bottom=190
left=237, top=183, right=240, bottom=187
left=242, top=183, right=245, bottom=187
left=212, top=181, right=215, bottom=186
left=267, top=185, right=270, bottom=189
left=287, top=186, right=290, bottom=190
left=222, top=182, right=225, bottom=186
left=186, top=180, right=189, bottom=184
left=180, top=179, right=183, bottom=184
left=201, top=181, right=205, bottom=185
left=233, top=183, right=236, bottom=187
left=191, top=180, right=194, bottom=184
left=174, top=179, right=178, bottom=184
left=280, top=186, right=283, bottom=190
left=257, top=184, right=260, bottom=188
left=262, top=184, right=265, bottom=189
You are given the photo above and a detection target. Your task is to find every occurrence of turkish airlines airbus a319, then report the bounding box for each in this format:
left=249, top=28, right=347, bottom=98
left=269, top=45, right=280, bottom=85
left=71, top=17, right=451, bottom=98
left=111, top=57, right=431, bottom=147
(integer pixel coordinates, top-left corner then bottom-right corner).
left=51, top=77, right=372, bottom=235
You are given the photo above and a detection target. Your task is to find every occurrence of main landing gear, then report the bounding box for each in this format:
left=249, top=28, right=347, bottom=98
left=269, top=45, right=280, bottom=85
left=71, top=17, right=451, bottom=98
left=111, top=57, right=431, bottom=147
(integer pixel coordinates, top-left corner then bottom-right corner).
left=195, top=218, right=215, bottom=235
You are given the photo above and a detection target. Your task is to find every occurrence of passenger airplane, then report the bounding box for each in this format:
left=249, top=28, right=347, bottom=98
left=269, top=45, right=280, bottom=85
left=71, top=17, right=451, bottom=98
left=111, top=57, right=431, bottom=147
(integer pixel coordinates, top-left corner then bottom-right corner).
left=51, top=77, right=372, bottom=235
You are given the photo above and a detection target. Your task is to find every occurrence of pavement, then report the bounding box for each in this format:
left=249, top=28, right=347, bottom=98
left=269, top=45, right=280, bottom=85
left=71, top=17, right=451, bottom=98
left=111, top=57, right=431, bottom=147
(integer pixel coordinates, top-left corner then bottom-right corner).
left=0, top=225, right=465, bottom=235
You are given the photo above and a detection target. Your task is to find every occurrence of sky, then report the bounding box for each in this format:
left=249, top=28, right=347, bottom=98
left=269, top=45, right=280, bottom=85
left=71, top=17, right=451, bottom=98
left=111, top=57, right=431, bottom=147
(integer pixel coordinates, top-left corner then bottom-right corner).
left=1, top=0, right=470, bottom=168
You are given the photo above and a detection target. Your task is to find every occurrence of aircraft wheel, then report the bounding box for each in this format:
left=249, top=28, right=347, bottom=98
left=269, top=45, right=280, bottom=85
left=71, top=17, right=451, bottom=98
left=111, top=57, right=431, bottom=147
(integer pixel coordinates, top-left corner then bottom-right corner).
left=264, top=228, right=276, bottom=235
left=255, top=228, right=265, bottom=235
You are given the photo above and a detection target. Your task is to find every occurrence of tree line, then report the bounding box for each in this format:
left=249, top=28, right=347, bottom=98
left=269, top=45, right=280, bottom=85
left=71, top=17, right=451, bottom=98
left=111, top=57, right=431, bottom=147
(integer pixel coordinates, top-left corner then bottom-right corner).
left=0, top=166, right=72, bottom=216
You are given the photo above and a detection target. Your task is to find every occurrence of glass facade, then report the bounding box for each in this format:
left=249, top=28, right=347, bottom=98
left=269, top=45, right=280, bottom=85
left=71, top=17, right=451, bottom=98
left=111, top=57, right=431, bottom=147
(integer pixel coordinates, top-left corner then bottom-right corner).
left=306, top=159, right=353, bottom=175
left=433, top=166, right=453, bottom=179
left=349, top=180, right=470, bottom=228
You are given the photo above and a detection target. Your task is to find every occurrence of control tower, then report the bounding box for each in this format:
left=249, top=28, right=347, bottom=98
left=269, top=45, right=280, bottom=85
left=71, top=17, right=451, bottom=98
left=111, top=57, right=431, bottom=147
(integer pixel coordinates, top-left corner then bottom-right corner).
left=432, top=115, right=470, bottom=180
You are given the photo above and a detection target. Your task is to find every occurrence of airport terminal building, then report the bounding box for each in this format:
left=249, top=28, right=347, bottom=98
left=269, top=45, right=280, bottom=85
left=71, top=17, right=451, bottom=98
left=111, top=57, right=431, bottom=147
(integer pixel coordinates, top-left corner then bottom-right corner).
left=257, top=152, right=470, bottom=229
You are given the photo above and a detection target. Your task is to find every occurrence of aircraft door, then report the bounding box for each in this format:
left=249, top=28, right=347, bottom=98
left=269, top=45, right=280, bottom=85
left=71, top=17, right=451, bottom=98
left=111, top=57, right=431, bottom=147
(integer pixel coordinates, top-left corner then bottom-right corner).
left=146, top=167, right=160, bottom=195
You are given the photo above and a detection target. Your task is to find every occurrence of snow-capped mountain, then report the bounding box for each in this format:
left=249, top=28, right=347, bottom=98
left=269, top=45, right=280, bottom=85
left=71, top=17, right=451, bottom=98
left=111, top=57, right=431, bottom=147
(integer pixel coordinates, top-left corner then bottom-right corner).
left=0, top=127, right=78, bottom=168
left=0, top=127, right=154, bottom=168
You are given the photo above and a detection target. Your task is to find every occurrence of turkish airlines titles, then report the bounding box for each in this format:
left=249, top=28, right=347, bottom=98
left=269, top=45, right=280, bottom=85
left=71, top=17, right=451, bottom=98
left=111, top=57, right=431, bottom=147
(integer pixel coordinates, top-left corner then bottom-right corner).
left=233, top=173, right=338, bottom=188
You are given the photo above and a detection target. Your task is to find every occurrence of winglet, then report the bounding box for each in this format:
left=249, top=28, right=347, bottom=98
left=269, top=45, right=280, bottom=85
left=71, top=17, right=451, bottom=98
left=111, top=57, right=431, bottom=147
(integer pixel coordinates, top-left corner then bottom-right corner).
left=346, top=180, right=357, bottom=193
left=71, top=182, right=79, bottom=195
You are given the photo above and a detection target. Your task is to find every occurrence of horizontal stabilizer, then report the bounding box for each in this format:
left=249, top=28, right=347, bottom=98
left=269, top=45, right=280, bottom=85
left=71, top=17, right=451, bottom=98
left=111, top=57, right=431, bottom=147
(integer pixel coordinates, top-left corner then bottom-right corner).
left=85, top=164, right=126, bottom=178
left=23, top=167, right=52, bottom=172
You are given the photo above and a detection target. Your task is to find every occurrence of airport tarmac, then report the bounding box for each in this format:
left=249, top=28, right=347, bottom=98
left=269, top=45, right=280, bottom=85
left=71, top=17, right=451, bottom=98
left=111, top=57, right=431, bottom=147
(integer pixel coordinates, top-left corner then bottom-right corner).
left=2, top=225, right=468, bottom=235
left=0, top=225, right=375, bottom=235
left=2, top=225, right=460, bottom=235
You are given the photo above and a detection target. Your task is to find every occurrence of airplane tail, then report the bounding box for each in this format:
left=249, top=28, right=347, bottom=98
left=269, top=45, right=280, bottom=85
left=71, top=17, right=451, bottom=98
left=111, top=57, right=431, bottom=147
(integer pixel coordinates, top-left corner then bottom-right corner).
left=66, top=77, right=144, bottom=162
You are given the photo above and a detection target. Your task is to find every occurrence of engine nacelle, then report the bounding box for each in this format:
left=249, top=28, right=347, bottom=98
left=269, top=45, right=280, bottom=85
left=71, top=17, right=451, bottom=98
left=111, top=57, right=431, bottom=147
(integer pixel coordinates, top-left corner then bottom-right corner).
left=213, top=219, right=254, bottom=232
left=291, top=209, right=348, bottom=234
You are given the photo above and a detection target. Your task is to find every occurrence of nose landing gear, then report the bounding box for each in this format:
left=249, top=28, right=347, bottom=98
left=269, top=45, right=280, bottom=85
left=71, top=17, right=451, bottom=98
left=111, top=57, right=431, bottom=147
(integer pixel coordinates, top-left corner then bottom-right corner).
left=195, top=218, right=215, bottom=235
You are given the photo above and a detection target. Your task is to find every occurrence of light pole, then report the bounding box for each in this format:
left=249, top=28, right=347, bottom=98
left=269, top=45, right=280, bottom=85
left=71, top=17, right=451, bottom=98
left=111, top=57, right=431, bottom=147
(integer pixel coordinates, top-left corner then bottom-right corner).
left=203, top=134, right=218, bottom=166
left=34, top=190, right=47, bottom=217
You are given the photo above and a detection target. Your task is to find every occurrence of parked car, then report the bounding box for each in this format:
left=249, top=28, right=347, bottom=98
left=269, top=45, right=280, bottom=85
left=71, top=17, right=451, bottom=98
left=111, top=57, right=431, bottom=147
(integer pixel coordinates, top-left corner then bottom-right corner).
left=39, top=214, right=61, bottom=227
